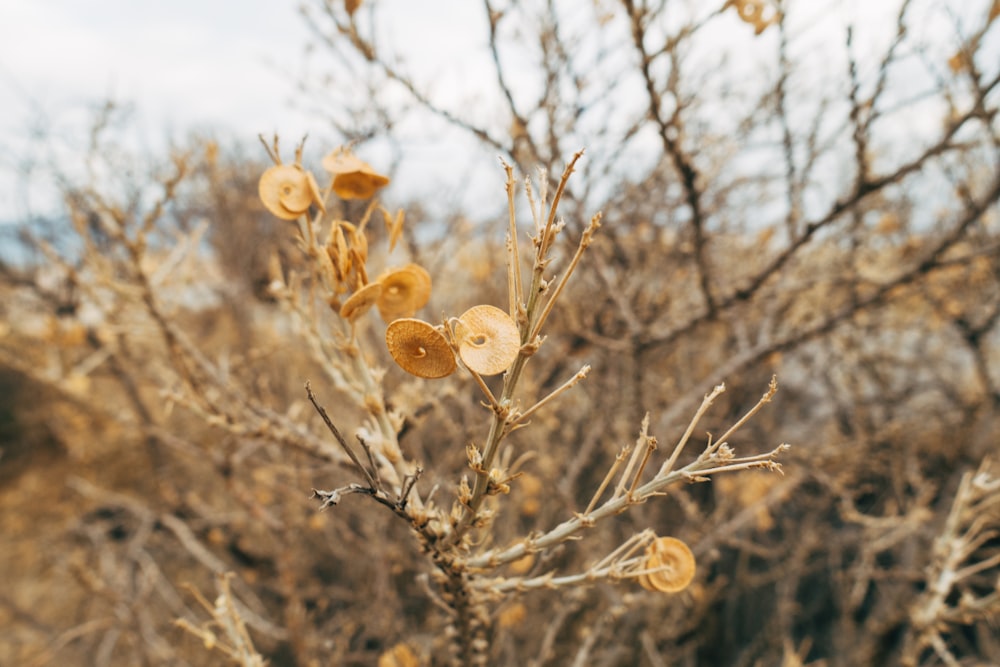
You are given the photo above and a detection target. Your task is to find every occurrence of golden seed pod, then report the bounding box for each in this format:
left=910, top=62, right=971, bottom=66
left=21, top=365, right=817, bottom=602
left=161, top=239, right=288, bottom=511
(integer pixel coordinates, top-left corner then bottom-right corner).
left=345, top=0, right=363, bottom=17
left=325, top=222, right=352, bottom=282
left=258, top=164, right=322, bottom=220
left=339, top=282, right=383, bottom=321
left=322, top=148, right=390, bottom=200
left=377, top=642, right=419, bottom=667
left=376, top=264, right=432, bottom=322
left=343, top=221, right=369, bottom=265
left=508, top=553, right=535, bottom=575
left=454, top=305, right=520, bottom=376
left=496, top=601, right=528, bottom=629
left=385, top=319, right=457, bottom=379
left=638, top=536, right=696, bottom=593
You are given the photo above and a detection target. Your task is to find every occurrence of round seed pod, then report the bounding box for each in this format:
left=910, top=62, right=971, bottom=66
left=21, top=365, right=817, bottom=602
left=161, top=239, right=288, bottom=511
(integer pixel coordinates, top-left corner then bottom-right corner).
left=377, top=643, right=419, bottom=667
left=376, top=264, right=432, bottom=322
left=638, top=536, right=696, bottom=593
left=322, top=149, right=390, bottom=200
left=385, top=319, right=456, bottom=379
left=339, top=282, right=383, bottom=321
left=454, top=305, right=520, bottom=376
left=259, top=164, right=318, bottom=220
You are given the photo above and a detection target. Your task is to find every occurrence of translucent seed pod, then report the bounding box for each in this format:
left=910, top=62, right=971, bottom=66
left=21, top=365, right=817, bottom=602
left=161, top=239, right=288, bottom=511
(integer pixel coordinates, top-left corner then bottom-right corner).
left=259, top=164, right=320, bottom=220
left=339, top=282, right=383, bottom=322
left=344, top=221, right=369, bottom=265
left=322, top=148, right=391, bottom=200
left=325, top=222, right=351, bottom=282
left=454, top=305, right=520, bottom=376
left=385, top=319, right=457, bottom=379
left=377, top=642, right=420, bottom=667
left=638, top=536, right=696, bottom=593
left=376, top=264, right=432, bottom=322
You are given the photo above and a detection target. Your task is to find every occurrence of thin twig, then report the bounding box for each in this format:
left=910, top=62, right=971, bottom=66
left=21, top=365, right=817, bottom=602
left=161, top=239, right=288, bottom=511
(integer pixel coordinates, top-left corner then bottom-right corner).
left=510, top=365, right=590, bottom=428
left=584, top=444, right=631, bottom=515
left=658, top=383, right=726, bottom=476
left=305, top=381, right=379, bottom=490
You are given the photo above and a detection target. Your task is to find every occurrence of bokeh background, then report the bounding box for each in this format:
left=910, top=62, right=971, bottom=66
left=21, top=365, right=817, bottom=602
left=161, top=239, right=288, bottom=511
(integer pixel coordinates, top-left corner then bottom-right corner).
left=1, top=1, right=999, bottom=665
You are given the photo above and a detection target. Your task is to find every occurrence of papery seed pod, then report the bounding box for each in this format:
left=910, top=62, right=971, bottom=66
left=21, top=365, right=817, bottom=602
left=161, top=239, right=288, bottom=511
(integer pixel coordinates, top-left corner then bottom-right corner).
left=339, top=282, right=383, bottom=321
left=386, top=319, right=456, bottom=379
left=638, top=536, right=696, bottom=593
left=349, top=247, right=369, bottom=290
left=377, top=642, right=419, bottom=667
left=376, top=264, right=432, bottom=322
left=508, top=553, right=535, bottom=575
left=326, top=222, right=351, bottom=282
left=344, top=221, right=369, bottom=265
left=345, top=0, right=363, bottom=18
left=259, top=164, right=320, bottom=220
left=496, top=601, right=527, bottom=629
left=454, top=305, right=520, bottom=376
left=322, top=148, right=390, bottom=200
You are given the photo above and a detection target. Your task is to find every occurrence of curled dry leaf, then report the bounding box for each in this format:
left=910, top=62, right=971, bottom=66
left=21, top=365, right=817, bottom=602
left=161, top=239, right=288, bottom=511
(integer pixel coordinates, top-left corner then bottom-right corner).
left=322, top=147, right=390, bottom=200
left=386, top=319, right=457, bottom=379
left=454, top=305, right=520, bottom=376
left=377, top=264, right=432, bottom=322
left=637, top=536, right=696, bottom=593
left=340, top=282, right=383, bottom=321
left=259, top=164, right=323, bottom=220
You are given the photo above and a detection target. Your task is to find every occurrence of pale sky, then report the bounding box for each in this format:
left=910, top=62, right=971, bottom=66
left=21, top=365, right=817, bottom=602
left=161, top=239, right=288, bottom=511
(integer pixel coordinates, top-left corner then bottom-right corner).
left=0, top=0, right=487, bottom=223
left=2, top=0, right=321, bottom=144
left=0, top=0, right=993, bottom=227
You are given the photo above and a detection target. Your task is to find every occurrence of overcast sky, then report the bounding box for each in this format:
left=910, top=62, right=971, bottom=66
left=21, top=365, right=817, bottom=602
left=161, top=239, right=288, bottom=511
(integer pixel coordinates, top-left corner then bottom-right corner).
left=0, top=0, right=490, bottom=224
left=1, top=0, right=313, bottom=145
left=0, top=0, right=993, bottom=227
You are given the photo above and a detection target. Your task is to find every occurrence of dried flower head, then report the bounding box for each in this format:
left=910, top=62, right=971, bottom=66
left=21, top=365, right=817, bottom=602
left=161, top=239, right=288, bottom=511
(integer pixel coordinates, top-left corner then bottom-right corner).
left=339, top=282, right=383, bottom=321
left=376, top=264, right=432, bottom=322
left=454, top=305, right=520, bottom=376
left=637, top=536, right=696, bottom=593
left=258, top=164, right=323, bottom=220
left=386, top=319, right=457, bottom=379
left=322, top=147, right=390, bottom=200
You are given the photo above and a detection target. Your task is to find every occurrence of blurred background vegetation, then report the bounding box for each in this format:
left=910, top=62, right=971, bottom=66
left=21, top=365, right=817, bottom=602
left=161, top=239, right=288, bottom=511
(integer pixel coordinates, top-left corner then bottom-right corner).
left=1, top=0, right=999, bottom=665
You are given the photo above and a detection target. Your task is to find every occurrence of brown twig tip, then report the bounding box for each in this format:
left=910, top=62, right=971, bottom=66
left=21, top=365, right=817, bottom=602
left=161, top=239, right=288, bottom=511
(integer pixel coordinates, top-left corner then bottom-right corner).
left=306, top=384, right=380, bottom=490
left=258, top=133, right=280, bottom=165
